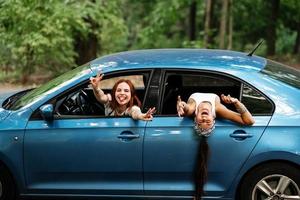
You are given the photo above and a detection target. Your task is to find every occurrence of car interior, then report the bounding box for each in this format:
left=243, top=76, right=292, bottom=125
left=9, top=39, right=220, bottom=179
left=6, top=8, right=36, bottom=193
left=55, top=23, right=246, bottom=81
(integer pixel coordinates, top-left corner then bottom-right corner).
left=161, top=71, right=274, bottom=116
left=161, top=72, right=241, bottom=115
left=52, top=72, right=150, bottom=117
left=30, top=69, right=273, bottom=120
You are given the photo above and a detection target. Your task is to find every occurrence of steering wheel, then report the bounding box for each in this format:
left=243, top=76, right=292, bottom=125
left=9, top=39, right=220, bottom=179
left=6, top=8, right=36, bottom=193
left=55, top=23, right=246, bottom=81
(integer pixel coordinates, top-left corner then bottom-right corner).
left=77, top=89, right=105, bottom=115
left=57, top=89, right=106, bottom=116
left=75, top=89, right=91, bottom=114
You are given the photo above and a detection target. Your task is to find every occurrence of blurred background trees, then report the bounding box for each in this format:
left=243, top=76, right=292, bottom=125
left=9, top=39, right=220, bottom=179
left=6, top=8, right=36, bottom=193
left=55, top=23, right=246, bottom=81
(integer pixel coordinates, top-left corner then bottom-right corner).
left=0, top=0, right=299, bottom=85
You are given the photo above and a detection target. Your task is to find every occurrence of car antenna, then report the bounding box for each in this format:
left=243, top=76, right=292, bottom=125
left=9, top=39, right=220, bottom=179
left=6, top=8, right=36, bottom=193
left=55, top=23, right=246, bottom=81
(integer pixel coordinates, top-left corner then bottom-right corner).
left=247, top=40, right=263, bottom=56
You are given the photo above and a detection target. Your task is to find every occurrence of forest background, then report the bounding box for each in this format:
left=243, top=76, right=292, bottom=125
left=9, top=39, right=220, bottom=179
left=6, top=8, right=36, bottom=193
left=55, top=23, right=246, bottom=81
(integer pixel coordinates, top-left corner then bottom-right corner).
left=0, top=0, right=299, bottom=89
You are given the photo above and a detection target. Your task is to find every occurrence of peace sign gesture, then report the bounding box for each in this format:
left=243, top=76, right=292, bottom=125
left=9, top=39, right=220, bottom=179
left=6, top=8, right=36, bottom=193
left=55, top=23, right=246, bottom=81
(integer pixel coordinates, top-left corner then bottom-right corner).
left=140, top=107, right=156, bottom=121
left=90, top=73, right=104, bottom=89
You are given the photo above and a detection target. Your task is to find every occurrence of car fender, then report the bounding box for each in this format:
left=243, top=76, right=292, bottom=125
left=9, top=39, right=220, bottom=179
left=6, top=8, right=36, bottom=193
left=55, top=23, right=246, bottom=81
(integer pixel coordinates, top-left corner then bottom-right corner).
left=0, top=107, right=34, bottom=193
left=0, top=149, right=26, bottom=192
left=226, top=150, right=300, bottom=198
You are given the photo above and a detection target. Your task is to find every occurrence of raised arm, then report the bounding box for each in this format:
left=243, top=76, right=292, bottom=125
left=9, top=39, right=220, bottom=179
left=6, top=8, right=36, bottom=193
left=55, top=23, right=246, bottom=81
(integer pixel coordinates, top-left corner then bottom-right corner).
left=90, top=73, right=110, bottom=104
left=216, top=94, right=255, bottom=125
left=177, top=96, right=196, bottom=117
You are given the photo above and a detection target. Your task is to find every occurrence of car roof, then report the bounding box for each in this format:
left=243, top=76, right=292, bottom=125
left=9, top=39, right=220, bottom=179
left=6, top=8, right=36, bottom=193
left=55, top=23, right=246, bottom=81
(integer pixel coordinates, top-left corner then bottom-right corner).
left=89, top=49, right=267, bottom=73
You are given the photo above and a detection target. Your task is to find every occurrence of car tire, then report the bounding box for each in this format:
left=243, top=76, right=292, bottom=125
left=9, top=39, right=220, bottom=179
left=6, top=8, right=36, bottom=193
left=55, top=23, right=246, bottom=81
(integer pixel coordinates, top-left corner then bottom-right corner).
left=238, top=162, right=300, bottom=200
left=0, top=165, right=16, bottom=200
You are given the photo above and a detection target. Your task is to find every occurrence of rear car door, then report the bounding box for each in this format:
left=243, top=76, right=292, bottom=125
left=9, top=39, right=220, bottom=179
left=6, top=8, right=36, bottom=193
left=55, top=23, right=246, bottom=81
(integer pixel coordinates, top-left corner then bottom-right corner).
left=143, top=70, right=273, bottom=197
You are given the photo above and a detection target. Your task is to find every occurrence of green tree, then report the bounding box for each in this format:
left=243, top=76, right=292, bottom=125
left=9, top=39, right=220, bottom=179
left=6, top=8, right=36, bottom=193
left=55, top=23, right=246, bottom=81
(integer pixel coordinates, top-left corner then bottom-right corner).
left=280, top=0, right=300, bottom=55
left=0, top=0, right=128, bottom=83
left=0, top=0, right=85, bottom=82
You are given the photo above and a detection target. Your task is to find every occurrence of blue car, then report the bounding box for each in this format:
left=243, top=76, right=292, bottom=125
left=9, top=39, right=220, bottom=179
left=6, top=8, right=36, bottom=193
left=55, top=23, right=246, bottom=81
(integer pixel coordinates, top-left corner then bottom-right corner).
left=0, top=49, right=300, bottom=200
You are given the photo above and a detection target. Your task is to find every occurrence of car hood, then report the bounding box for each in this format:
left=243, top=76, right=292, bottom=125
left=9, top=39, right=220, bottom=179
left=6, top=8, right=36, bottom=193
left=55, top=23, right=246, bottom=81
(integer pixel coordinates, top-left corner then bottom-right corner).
left=0, top=92, right=17, bottom=122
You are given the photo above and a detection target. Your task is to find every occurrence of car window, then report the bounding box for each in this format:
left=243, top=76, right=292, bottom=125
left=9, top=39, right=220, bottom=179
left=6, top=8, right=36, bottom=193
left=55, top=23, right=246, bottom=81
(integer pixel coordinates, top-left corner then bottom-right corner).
left=161, top=71, right=273, bottom=116
left=100, top=75, right=145, bottom=90
left=261, top=60, right=300, bottom=90
left=241, top=84, right=274, bottom=115
left=161, top=71, right=240, bottom=115
left=53, top=73, right=148, bottom=117
left=30, top=71, right=151, bottom=120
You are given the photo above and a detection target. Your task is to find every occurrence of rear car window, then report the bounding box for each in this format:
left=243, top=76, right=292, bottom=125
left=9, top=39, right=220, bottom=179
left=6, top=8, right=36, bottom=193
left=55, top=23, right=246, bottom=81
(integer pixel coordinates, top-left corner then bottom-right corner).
left=261, top=60, right=300, bottom=90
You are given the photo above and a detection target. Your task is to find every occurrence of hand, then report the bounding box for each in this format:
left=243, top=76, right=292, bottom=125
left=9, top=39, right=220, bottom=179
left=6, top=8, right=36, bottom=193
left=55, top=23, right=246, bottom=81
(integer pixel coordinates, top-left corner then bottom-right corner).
left=140, top=107, right=156, bottom=121
left=177, top=96, right=186, bottom=117
left=221, top=94, right=238, bottom=104
left=90, top=73, right=104, bottom=89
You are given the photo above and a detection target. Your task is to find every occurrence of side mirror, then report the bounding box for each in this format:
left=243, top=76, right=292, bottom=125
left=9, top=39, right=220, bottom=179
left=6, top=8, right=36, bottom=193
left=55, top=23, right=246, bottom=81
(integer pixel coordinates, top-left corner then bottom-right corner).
left=39, top=104, right=54, bottom=121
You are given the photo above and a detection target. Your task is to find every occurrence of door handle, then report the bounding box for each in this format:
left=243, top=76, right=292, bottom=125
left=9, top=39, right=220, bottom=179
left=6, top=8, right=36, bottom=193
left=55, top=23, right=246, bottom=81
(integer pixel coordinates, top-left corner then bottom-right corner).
left=230, top=130, right=253, bottom=140
left=118, top=131, right=140, bottom=140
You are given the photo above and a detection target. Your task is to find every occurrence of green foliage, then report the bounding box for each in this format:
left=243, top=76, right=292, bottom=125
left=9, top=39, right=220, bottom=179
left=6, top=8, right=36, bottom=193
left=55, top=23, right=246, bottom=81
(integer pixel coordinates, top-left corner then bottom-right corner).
left=0, top=1, right=84, bottom=77
left=0, top=0, right=128, bottom=82
left=276, top=25, right=297, bottom=54
left=135, top=0, right=192, bottom=48
left=82, top=0, right=128, bottom=55
left=0, top=0, right=299, bottom=84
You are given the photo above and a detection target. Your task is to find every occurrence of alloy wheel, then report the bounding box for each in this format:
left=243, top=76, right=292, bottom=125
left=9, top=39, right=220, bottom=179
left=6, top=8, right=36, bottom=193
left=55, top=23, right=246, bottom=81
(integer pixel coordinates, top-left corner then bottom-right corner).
left=252, top=174, right=300, bottom=200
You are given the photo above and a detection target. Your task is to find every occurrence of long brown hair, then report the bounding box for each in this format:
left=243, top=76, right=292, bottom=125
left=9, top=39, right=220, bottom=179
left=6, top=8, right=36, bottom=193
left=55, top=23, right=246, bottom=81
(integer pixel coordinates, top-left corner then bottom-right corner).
left=195, top=136, right=210, bottom=200
left=110, top=79, right=141, bottom=111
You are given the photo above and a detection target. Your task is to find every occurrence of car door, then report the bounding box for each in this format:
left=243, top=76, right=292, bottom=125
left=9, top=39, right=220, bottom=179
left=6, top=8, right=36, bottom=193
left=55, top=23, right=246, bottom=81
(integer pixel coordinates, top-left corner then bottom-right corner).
left=24, top=72, right=150, bottom=196
left=143, top=70, right=274, bottom=197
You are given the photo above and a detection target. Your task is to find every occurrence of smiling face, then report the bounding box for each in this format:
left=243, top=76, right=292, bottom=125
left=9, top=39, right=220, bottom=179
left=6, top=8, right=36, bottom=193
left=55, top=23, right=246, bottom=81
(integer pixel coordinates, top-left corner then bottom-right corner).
left=115, top=82, right=132, bottom=106
left=195, top=101, right=215, bottom=130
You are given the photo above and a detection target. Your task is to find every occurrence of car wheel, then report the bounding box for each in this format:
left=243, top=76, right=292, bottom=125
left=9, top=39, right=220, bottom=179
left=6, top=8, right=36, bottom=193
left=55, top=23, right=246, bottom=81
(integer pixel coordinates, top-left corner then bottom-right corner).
left=0, top=165, right=16, bottom=200
left=238, top=162, right=300, bottom=200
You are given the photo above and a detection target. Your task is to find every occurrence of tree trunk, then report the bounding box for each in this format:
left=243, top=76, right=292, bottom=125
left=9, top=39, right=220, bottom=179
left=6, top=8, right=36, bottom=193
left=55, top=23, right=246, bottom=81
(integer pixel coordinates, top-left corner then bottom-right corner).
left=204, top=0, right=214, bottom=48
left=74, top=15, right=99, bottom=66
left=227, top=0, right=233, bottom=50
left=189, top=0, right=197, bottom=41
left=21, top=45, right=34, bottom=84
left=266, top=0, right=280, bottom=56
left=219, top=0, right=229, bottom=49
left=293, top=23, right=300, bottom=55
left=75, top=33, right=98, bottom=66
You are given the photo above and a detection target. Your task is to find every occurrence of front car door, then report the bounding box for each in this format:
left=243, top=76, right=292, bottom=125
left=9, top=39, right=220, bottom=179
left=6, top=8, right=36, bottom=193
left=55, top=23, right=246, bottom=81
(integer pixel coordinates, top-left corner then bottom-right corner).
left=143, top=70, right=274, bottom=198
left=24, top=71, right=151, bottom=196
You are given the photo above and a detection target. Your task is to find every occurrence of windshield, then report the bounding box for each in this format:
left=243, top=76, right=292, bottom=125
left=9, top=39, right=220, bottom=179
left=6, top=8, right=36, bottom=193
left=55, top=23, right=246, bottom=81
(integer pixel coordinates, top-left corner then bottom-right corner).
left=9, top=64, right=91, bottom=110
left=261, top=60, right=300, bottom=90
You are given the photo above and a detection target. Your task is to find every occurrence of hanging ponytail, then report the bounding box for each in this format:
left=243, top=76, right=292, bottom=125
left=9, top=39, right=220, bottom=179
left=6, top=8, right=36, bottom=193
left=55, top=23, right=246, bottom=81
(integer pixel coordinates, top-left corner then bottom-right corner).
left=194, top=136, right=210, bottom=200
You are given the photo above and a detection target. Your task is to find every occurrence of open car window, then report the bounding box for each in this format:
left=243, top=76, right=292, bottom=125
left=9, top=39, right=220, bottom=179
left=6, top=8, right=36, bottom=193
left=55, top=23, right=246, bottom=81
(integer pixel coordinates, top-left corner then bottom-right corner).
left=161, top=70, right=273, bottom=116
left=54, top=74, right=146, bottom=117
left=30, top=71, right=151, bottom=120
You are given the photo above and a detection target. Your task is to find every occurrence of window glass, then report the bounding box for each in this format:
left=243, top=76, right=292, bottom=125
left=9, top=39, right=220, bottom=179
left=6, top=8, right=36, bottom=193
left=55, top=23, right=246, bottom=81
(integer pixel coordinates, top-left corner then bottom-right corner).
left=261, top=60, right=300, bottom=89
left=241, top=84, right=273, bottom=115
left=9, top=64, right=90, bottom=110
